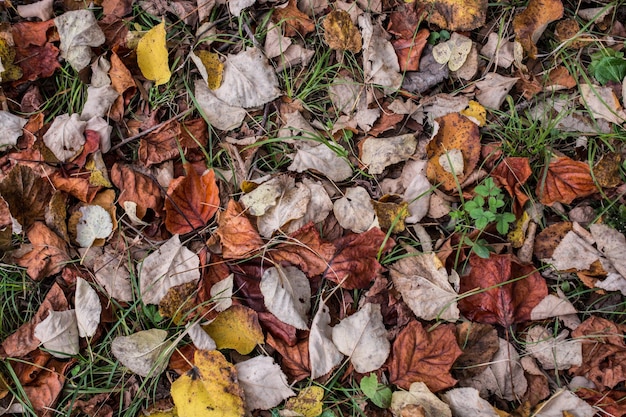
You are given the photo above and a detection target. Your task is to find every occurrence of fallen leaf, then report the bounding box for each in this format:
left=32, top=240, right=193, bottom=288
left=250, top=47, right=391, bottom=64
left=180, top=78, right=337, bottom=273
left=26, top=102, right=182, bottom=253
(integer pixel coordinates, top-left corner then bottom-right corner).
left=480, top=32, right=516, bottom=69
left=139, top=234, right=200, bottom=305
left=359, top=134, right=417, bottom=175
left=417, top=0, right=487, bottom=30
left=0, top=111, right=27, bottom=148
left=426, top=113, right=481, bottom=191
left=284, top=386, right=324, bottom=417
left=272, top=0, right=315, bottom=37
left=111, top=329, right=170, bottom=377
left=0, top=164, right=53, bottom=229
left=171, top=350, right=245, bottom=417
left=266, top=333, right=311, bottom=382
left=525, top=326, right=582, bottom=370
left=137, top=21, right=171, bottom=85
left=323, top=10, right=362, bottom=53
left=235, top=355, right=295, bottom=410
left=460, top=100, right=487, bottom=126
left=165, top=166, right=220, bottom=235
left=257, top=180, right=311, bottom=238
left=491, top=157, right=532, bottom=214
left=442, top=388, right=499, bottom=417
left=454, top=322, right=499, bottom=379
left=432, top=32, right=472, bottom=71
left=203, top=305, right=264, bottom=354
left=54, top=10, right=105, bottom=71
left=270, top=223, right=336, bottom=277
left=17, top=222, right=70, bottom=281
left=593, top=152, right=622, bottom=188
left=16, top=0, right=53, bottom=21
left=372, top=196, right=409, bottom=233
left=388, top=6, right=429, bottom=71
left=92, top=247, right=134, bottom=302
left=190, top=50, right=224, bottom=90
left=158, top=281, right=198, bottom=324
left=513, top=0, right=564, bottom=58
left=590, top=223, right=626, bottom=278
left=389, top=251, right=460, bottom=321
left=333, top=186, right=378, bottom=234
left=534, top=390, right=597, bottom=417
left=391, top=381, right=452, bottom=417
left=73, top=205, right=114, bottom=248
left=260, top=265, right=311, bottom=330
left=209, top=274, right=234, bottom=313
left=34, top=310, right=79, bottom=358
left=285, top=179, right=333, bottom=233
left=288, top=142, right=353, bottom=182
left=22, top=358, right=73, bottom=417
left=331, top=303, right=390, bottom=373
left=215, top=199, right=264, bottom=259
left=458, top=254, right=547, bottom=327
left=359, top=13, right=402, bottom=92
left=81, top=85, right=119, bottom=120
left=75, top=277, right=101, bottom=338
left=240, top=176, right=284, bottom=216
left=194, top=80, right=246, bottom=131
left=309, top=301, right=344, bottom=379
left=530, top=294, right=578, bottom=321
left=42, top=113, right=86, bottom=162
left=537, top=156, right=596, bottom=205
left=579, top=84, right=626, bottom=124
left=388, top=320, right=461, bottom=392
left=475, top=73, right=519, bottom=109
left=324, top=227, right=395, bottom=289
left=186, top=322, right=216, bottom=351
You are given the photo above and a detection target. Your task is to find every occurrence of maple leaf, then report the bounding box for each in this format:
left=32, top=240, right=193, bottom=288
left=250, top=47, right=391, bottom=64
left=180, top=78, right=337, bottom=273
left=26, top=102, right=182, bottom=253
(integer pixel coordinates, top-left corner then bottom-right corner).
left=388, top=320, right=462, bottom=392
left=324, top=227, right=395, bottom=290
left=458, top=254, right=548, bottom=327
left=537, top=156, right=597, bottom=205
left=165, top=165, right=220, bottom=235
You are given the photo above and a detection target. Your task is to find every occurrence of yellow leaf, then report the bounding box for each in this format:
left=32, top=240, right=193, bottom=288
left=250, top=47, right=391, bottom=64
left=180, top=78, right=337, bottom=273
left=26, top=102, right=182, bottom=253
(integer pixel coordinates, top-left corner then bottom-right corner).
left=194, top=50, right=224, bottom=90
left=137, top=21, right=171, bottom=86
left=416, top=0, right=487, bottom=31
left=461, top=100, right=487, bottom=126
left=203, top=305, right=264, bottom=354
left=171, top=350, right=245, bottom=417
left=285, top=386, right=324, bottom=417
left=322, top=10, right=362, bottom=53
left=507, top=211, right=530, bottom=248
left=0, top=38, right=23, bottom=82
left=372, top=196, right=409, bottom=233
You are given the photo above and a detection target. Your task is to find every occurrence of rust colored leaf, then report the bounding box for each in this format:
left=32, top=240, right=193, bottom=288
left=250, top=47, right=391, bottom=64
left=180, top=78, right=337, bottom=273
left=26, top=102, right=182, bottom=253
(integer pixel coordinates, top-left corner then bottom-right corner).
left=0, top=196, right=13, bottom=252
left=50, top=171, right=100, bottom=203
left=1, top=283, right=67, bottom=358
left=491, top=157, right=532, bottom=215
left=169, top=343, right=196, bottom=375
left=266, top=333, right=310, bottom=383
left=368, top=102, right=405, bottom=137
left=533, top=221, right=572, bottom=260
left=12, top=21, right=60, bottom=83
left=0, top=165, right=53, bottom=229
left=23, top=357, right=74, bottom=417
left=577, top=388, right=626, bottom=417
left=16, top=222, right=70, bottom=281
left=458, top=254, right=548, bottom=327
left=454, top=322, right=499, bottom=379
left=71, top=393, right=115, bottom=417
left=101, top=0, right=133, bottom=21
left=388, top=320, right=462, bottom=392
left=392, top=29, right=429, bottom=72
left=270, top=223, right=336, bottom=277
left=71, top=130, right=101, bottom=169
left=570, top=316, right=626, bottom=389
left=165, top=166, right=220, bottom=234
left=271, top=0, right=315, bottom=37
left=324, top=228, right=395, bottom=290
left=12, top=20, right=56, bottom=47
left=138, top=119, right=208, bottom=167
left=110, top=163, right=164, bottom=220
left=109, top=52, right=136, bottom=121
left=426, top=113, right=481, bottom=191
left=215, top=199, right=264, bottom=259
left=537, top=156, right=596, bottom=205
left=513, top=0, right=564, bottom=58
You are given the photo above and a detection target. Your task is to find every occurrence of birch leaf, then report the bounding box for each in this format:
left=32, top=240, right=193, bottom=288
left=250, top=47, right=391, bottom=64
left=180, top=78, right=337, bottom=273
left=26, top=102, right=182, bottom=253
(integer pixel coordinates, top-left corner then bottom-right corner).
left=111, top=329, right=170, bottom=377
left=257, top=182, right=311, bottom=238
left=81, top=85, right=119, bottom=120
left=187, top=322, right=216, bottom=351
left=288, top=143, right=353, bottom=182
left=194, top=80, right=246, bottom=131
left=358, top=13, right=402, bottom=92
left=137, top=22, right=171, bottom=86
left=235, top=356, right=295, bottom=410
left=359, top=134, right=417, bottom=175
left=260, top=265, right=311, bottom=330
left=54, top=10, right=105, bottom=71
left=309, top=301, right=344, bottom=379
left=0, top=111, right=27, bottom=148
left=75, top=277, right=101, bottom=338
left=210, top=274, right=233, bottom=312
left=34, top=310, right=79, bottom=358
left=333, top=186, right=378, bottom=233
left=43, top=113, right=86, bottom=162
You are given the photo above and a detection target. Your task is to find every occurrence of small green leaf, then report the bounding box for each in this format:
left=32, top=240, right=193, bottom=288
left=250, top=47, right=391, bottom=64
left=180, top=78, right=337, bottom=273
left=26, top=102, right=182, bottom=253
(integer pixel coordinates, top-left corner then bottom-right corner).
left=360, top=374, right=392, bottom=409
left=590, top=54, right=626, bottom=85
left=472, top=243, right=491, bottom=258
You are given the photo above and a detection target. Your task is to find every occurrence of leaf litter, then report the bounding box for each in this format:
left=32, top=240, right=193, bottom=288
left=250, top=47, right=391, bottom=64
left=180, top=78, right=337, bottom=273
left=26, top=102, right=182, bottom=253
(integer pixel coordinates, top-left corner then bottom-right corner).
left=1, top=0, right=626, bottom=415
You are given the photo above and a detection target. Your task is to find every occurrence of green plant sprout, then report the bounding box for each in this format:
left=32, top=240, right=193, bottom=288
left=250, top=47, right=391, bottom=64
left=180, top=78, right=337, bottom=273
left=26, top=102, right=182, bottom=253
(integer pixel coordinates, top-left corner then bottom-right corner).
left=588, top=47, right=626, bottom=85
left=359, top=373, right=392, bottom=409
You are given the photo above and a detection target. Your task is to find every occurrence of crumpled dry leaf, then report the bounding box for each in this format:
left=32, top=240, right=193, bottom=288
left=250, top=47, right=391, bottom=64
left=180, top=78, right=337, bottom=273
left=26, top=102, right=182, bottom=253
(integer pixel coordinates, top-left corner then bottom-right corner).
left=0, top=165, right=53, bottom=229
left=203, top=305, right=264, bottom=354
left=441, top=388, right=499, bottom=417
left=0, top=111, right=27, bottom=148
left=481, top=32, right=516, bottom=69
left=81, top=85, right=119, bottom=121
left=333, top=186, right=378, bottom=234
left=579, top=84, right=626, bottom=124
left=54, top=10, right=105, bottom=71
left=534, top=390, right=597, bottom=417
left=215, top=199, right=264, bottom=259
left=475, top=73, right=519, bottom=109
left=391, top=382, right=452, bottom=417
left=454, top=322, right=500, bottom=379
left=34, top=310, right=79, bottom=358
left=17, top=222, right=70, bottom=281
left=74, top=205, right=114, bottom=248
left=43, top=113, right=86, bottom=162
left=416, top=0, right=487, bottom=31
left=267, top=333, right=310, bottom=383
left=260, top=265, right=311, bottom=330
left=17, top=0, right=54, bottom=20
left=309, top=301, right=343, bottom=379
left=359, top=13, right=402, bottom=93
left=359, top=134, right=417, bottom=175
left=432, top=32, right=472, bottom=72
left=194, top=80, right=246, bottom=131
left=388, top=320, right=462, bottom=392
left=491, top=157, right=532, bottom=215
left=525, top=326, right=582, bottom=370
left=270, top=223, right=336, bottom=277
left=92, top=246, right=134, bottom=302
left=75, top=277, right=101, bottom=338
left=240, top=176, right=284, bottom=216
left=171, top=350, right=245, bottom=417
left=285, top=179, right=333, bottom=233
left=530, top=294, right=578, bottom=321
left=513, top=0, right=564, bottom=58
left=111, top=329, right=170, bottom=377
left=390, top=251, right=459, bottom=321
left=537, top=156, right=596, bottom=205
left=331, top=303, right=390, bottom=373
left=165, top=166, right=220, bottom=235
left=323, top=10, right=362, bottom=53
left=139, top=234, right=200, bottom=305
left=257, top=180, right=311, bottom=238
left=272, top=0, right=315, bottom=37
left=235, top=355, right=295, bottom=410
left=288, top=142, right=353, bottom=182
left=137, top=21, right=171, bottom=86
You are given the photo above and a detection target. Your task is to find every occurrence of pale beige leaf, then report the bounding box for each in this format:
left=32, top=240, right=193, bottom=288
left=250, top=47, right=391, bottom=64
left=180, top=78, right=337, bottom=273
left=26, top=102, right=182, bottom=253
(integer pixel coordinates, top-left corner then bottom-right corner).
left=391, top=382, right=452, bottom=417
left=333, top=186, right=378, bottom=233
left=229, top=0, right=255, bottom=16
left=590, top=223, right=626, bottom=277
left=17, top=0, right=53, bottom=20
left=331, top=303, right=390, bottom=373
left=43, top=113, right=86, bottom=162
left=240, top=176, right=284, bottom=216
left=360, top=134, right=417, bottom=175
left=579, top=84, right=626, bottom=124
left=139, top=235, right=200, bottom=305
left=81, top=85, right=119, bottom=121
left=235, top=356, right=295, bottom=410
left=288, top=143, right=353, bottom=182
left=257, top=182, right=311, bottom=238
left=111, top=329, right=170, bottom=377
left=534, top=390, right=597, bottom=417
left=34, top=310, right=79, bottom=358
left=328, top=75, right=361, bottom=115
left=525, top=326, right=582, bottom=370
left=54, top=10, right=105, bottom=71
left=75, top=205, right=113, bottom=248
left=195, top=81, right=246, bottom=131
left=481, top=33, right=515, bottom=69
left=402, top=160, right=432, bottom=223
left=441, top=388, right=499, bottom=417
left=75, top=277, right=101, bottom=338
left=358, top=14, right=402, bottom=92
left=210, top=274, right=233, bottom=312
left=530, top=294, right=577, bottom=320
left=260, top=265, right=311, bottom=330
left=0, top=111, right=27, bottom=148
left=309, top=301, right=344, bottom=379
left=93, top=247, right=134, bottom=302
left=187, top=322, right=216, bottom=350
left=286, top=179, right=333, bottom=233
left=547, top=231, right=600, bottom=271
left=475, top=73, right=519, bottom=109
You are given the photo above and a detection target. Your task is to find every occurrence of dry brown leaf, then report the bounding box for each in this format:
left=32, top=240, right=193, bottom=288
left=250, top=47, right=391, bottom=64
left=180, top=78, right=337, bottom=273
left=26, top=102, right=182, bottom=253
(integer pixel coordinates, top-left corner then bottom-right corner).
left=266, top=333, right=310, bottom=383
left=388, top=320, right=462, bottom=392
left=454, top=322, right=499, bottom=379
left=593, top=152, right=622, bottom=188
left=23, top=358, right=74, bottom=417
left=513, top=0, right=564, bottom=58
left=215, top=199, right=264, bottom=259
left=272, top=0, right=315, bottom=37
left=270, top=223, right=336, bottom=277
left=387, top=6, right=429, bottom=71
left=323, top=10, right=362, bottom=53
left=536, top=156, right=597, bottom=205
left=110, top=163, right=164, bottom=220
left=16, top=222, right=70, bottom=281
left=416, top=0, right=488, bottom=31
left=0, top=164, right=53, bottom=229
left=491, top=157, right=532, bottom=215
left=165, top=166, right=220, bottom=235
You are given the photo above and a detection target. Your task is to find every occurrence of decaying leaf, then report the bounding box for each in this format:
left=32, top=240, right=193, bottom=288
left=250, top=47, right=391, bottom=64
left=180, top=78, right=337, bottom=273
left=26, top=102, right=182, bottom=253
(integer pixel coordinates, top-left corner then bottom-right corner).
left=270, top=223, right=336, bottom=277
left=139, top=234, right=200, bottom=305
left=54, top=10, right=105, bottom=71
left=194, top=80, right=246, bottom=131
left=75, top=277, right=101, bottom=338
left=454, top=322, right=500, bottom=379
left=331, top=303, right=390, bottom=373
left=43, top=113, right=86, bottom=162
left=288, top=142, right=353, bottom=182
left=260, top=265, right=311, bottom=330
left=442, top=388, right=500, bottom=417
left=359, top=13, right=402, bottom=92
left=74, top=205, right=114, bottom=248
left=537, top=156, right=596, bottom=205
left=0, top=165, right=53, bottom=229
left=533, top=390, right=597, bottom=417
left=475, top=73, right=519, bottom=109
left=137, top=21, right=171, bottom=85
left=525, top=326, right=582, bottom=370
left=272, top=0, right=315, bottom=37
left=0, top=111, right=27, bottom=148
left=215, top=199, right=264, bottom=259
left=391, top=382, right=452, bottom=417
left=111, top=329, right=170, bottom=377
left=579, top=84, right=626, bottom=124
left=203, top=305, right=264, bottom=354
left=235, top=355, right=295, bottom=410
left=17, top=222, right=70, bottom=281
left=432, top=32, right=472, bottom=71
left=333, top=186, right=378, bottom=234
left=513, top=0, right=564, bottom=58
left=257, top=180, right=311, bottom=238
left=171, top=350, right=245, bottom=417
left=323, top=10, right=362, bottom=53
left=284, top=386, right=324, bottom=417
left=190, top=50, right=224, bottom=90
left=92, top=247, right=134, bottom=302
left=359, top=134, right=417, bottom=175
left=34, top=310, right=79, bottom=358
left=416, top=0, right=487, bottom=31
left=309, top=301, right=344, bottom=379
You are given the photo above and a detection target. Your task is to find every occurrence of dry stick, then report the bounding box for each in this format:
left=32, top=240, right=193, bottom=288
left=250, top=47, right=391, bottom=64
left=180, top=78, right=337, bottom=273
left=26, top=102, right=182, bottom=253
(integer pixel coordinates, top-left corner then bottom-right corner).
left=110, top=108, right=194, bottom=152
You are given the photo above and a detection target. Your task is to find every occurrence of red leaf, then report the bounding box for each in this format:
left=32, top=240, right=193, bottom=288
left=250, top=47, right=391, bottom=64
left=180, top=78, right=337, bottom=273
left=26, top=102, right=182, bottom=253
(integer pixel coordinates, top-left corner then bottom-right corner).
left=537, top=156, right=596, bottom=205
left=270, top=223, right=336, bottom=277
left=324, top=228, right=395, bottom=289
left=391, top=29, right=429, bottom=72
left=458, top=254, right=548, bottom=327
left=491, top=157, right=532, bottom=215
left=388, top=320, right=462, bottom=392
left=165, top=166, right=220, bottom=234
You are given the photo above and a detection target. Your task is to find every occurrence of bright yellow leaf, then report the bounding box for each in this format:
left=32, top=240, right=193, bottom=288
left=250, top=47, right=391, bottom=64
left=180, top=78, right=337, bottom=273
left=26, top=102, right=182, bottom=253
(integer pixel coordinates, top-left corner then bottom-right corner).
left=461, top=100, right=487, bottom=126
left=203, top=305, right=264, bottom=354
left=284, top=386, right=324, bottom=417
left=171, top=350, right=245, bottom=417
left=137, top=21, right=171, bottom=86
left=194, top=50, right=224, bottom=90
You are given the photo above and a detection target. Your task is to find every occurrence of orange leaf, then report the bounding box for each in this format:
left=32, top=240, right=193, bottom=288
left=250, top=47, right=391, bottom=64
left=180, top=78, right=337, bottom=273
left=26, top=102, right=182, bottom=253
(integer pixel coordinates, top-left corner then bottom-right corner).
left=271, top=0, right=315, bottom=38
left=165, top=166, right=220, bottom=234
left=215, top=199, right=264, bottom=259
left=416, top=0, right=487, bottom=31
left=458, top=254, right=547, bottom=327
left=270, top=223, right=336, bottom=277
left=16, top=222, right=70, bottom=281
left=388, top=320, right=462, bottom=392
left=513, top=0, right=564, bottom=58
left=537, top=156, right=596, bottom=205
left=23, top=358, right=74, bottom=416
left=110, top=163, right=164, bottom=220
